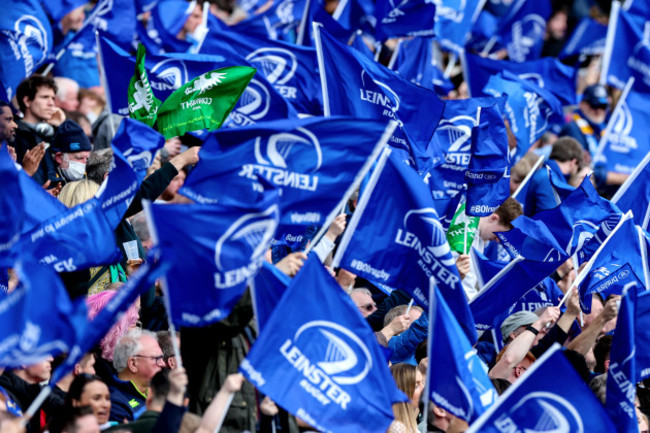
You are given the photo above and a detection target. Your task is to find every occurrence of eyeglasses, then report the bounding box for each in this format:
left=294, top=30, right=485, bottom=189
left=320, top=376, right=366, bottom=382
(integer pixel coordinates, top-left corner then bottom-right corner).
left=133, top=355, right=165, bottom=363
left=357, top=303, right=376, bottom=313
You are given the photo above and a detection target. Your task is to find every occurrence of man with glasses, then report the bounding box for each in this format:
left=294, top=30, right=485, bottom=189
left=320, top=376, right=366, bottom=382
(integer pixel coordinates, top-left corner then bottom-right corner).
left=108, top=330, right=166, bottom=423
left=350, top=288, right=377, bottom=318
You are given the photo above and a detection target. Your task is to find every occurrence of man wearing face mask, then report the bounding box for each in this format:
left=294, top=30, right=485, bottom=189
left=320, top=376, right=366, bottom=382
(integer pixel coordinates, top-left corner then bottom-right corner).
left=41, top=120, right=92, bottom=185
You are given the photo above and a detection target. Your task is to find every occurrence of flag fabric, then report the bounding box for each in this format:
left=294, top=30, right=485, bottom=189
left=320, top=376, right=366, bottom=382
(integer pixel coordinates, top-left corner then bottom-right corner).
left=240, top=254, right=408, bottom=433
left=14, top=198, right=120, bottom=272
left=41, top=0, right=88, bottom=22
left=575, top=213, right=623, bottom=267
left=466, top=344, right=617, bottom=432
left=483, top=70, right=563, bottom=158
left=128, top=44, right=162, bottom=128
left=333, top=150, right=477, bottom=343
left=604, top=8, right=650, bottom=91
left=333, top=0, right=376, bottom=34
left=17, top=169, right=67, bottom=235
left=428, top=283, right=497, bottom=423
left=91, top=0, right=136, bottom=48
left=314, top=24, right=445, bottom=173
left=0, top=0, right=53, bottom=101
left=201, top=29, right=323, bottom=115
left=611, top=151, right=650, bottom=230
left=428, top=96, right=501, bottom=199
left=96, top=118, right=165, bottom=228
left=0, top=260, right=87, bottom=368
left=146, top=189, right=279, bottom=327
left=464, top=53, right=577, bottom=107
left=374, top=0, right=436, bottom=41
left=434, top=0, right=481, bottom=54
left=50, top=251, right=169, bottom=384
left=595, top=89, right=650, bottom=175
left=0, top=146, right=22, bottom=264
left=605, top=284, right=647, bottom=433
left=229, top=0, right=310, bottom=43
left=391, top=37, right=454, bottom=95
left=156, top=66, right=256, bottom=139
left=494, top=0, right=551, bottom=62
left=446, top=203, right=479, bottom=255
left=464, top=105, right=510, bottom=217
left=559, top=17, right=608, bottom=59
left=252, top=261, right=290, bottom=332
left=180, top=117, right=395, bottom=232
left=577, top=213, right=649, bottom=313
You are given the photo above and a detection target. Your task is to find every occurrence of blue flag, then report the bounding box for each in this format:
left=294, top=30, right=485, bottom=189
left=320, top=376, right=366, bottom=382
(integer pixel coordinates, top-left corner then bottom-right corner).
left=0, top=0, right=52, bottom=101
left=333, top=150, right=477, bottom=343
left=252, top=261, right=290, bottom=332
left=611, top=151, right=650, bottom=230
left=91, top=0, right=136, bottom=48
left=559, top=17, right=608, bottom=59
left=434, top=0, right=481, bottom=54
left=240, top=254, right=407, bottom=433
left=428, top=283, right=497, bottom=422
left=464, top=53, right=577, bottom=107
left=483, top=70, right=563, bottom=158
left=202, top=29, right=322, bottom=115
left=605, top=283, right=650, bottom=433
left=180, top=117, right=394, bottom=232
left=96, top=119, right=164, bottom=228
left=604, top=8, right=650, bottom=91
left=595, top=89, right=650, bottom=174
left=229, top=0, right=310, bottom=43
left=146, top=189, right=280, bottom=327
left=465, top=105, right=510, bottom=217
left=374, top=0, right=436, bottom=41
left=41, top=0, right=88, bottom=22
left=428, top=96, right=500, bottom=199
left=494, top=0, right=551, bottom=62
left=0, top=146, right=22, bottom=264
left=392, top=37, right=454, bottom=95
left=466, top=344, right=616, bottom=432
left=578, top=213, right=649, bottom=313
left=332, top=0, right=376, bottom=34
left=18, top=167, right=67, bottom=235
left=314, top=24, right=445, bottom=173
left=0, top=260, right=87, bottom=368
left=50, top=251, right=169, bottom=384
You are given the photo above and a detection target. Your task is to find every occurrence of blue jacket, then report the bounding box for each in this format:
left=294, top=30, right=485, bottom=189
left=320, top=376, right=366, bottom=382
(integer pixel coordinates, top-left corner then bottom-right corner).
left=108, top=375, right=148, bottom=423
left=388, top=312, right=429, bottom=365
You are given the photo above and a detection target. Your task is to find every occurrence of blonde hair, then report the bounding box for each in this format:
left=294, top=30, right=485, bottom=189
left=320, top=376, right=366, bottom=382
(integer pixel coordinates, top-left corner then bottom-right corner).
left=58, top=179, right=99, bottom=208
left=390, top=364, right=419, bottom=433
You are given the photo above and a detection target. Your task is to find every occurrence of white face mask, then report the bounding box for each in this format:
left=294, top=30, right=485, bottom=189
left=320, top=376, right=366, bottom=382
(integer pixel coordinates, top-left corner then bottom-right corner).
left=61, top=159, right=86, bottom=181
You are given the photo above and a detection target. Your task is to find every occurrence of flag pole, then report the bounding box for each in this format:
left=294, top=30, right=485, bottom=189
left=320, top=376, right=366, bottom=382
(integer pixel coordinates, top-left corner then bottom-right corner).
left=599, top=0, right=620, bottom=85
left=296, top=0, right=312, bottom=45
left=443, top=53, right=457, bottom=79
left=421, top=276, right=437, bottom=431
left=592, top=76, right=635, bottom=165
left=459, top=49, right=471, bottom=98
left=511, top=154, right=545, bottom=200
left=95, top=30, right=116, bottom=139
left=347, top=29, right=362, bottom=46
left=312, top=22, right=330, bottom=117
left=21, top=385, right=52, bottom=427
left=212, top=393, right=235, bottom=433
left=387, top=40, right=402, bottom=70
left=405, top=298, right=414, bottom=315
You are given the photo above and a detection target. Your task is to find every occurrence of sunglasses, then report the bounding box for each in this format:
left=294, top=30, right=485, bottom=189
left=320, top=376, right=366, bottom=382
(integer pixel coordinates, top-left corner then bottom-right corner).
left=357, top=303, right=376, bottom=312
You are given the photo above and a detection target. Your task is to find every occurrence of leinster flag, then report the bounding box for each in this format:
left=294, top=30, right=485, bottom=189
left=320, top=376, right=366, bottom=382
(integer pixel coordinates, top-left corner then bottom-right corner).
left=181, top=117, right=395, bottom=233
left=559, top=17, right=607, bottom=59
left=466, top=344, right=616, bottom=432
left=313, top=23, right=445, bottom=173
left=611, top=151, right=650, bottom=230
left=392, top=37, right=454, bottom=95
left=240, top=255, right=408, bottom=433
left=146, top=189, right=280, bottom=327
left=494, top=0, right=551, bottom=62
left=374, top=0, right=436, bottom=41
left=434, top=0, right=482, bottom=54
left=333, top=150, right=476, bottom=343
left=464, top=105, right=510, bottom=217
left=0, top=146, right=22, bottom=264
left=252, top=261, right=290, bottom=332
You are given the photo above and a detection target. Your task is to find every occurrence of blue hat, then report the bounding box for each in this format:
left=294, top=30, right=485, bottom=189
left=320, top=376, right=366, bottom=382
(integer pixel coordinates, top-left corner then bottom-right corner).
left=51, top=120, right=92, bottom=153
left=582, top=84, right=609, bottom=109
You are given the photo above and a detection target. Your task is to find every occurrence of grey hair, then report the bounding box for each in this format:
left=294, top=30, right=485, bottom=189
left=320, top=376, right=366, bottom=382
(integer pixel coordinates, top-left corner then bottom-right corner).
left=384, top=303, right=423, bottom=327
left=349, top=288, right=372, bottom=297
left=86, top=148, right=114, bottom=185
left=589, top=373, right=607, bottom=405
left=112, top=329, right=156, bottom=372
left=53, top=76, right=79, bottom=102
left=130, top=212, right=151, bottom=243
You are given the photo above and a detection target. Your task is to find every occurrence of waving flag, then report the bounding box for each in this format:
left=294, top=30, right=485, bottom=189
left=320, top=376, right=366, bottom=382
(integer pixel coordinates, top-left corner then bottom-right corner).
left=483, top=70, right=563, bottom=158
left=428, top=283, right=497, bottom=423
left=466, top=345, right=616, bottom=432
left=240, top=255, right=407, bottom=433
left=333, top=0, right=376, bottom=34
left=230, top=0, right=310, bottom=42
left=391, top=37, right=454, bottom=95
left=0, top=0, right=52, bottom=101
left=447, top=203, right=479, bottom=255
left=374, top=0, right=435, bottom=41
left=559, top=17, right=608, bottom=59
left=434, top=0, right=482, bottom=54
left=181, top=117, right=395, bottom=232
left=494, top=0, right=551, bottom=62
left=464, top=105, right=510, bottom=217
left=314, top=24, right=445, bottom=173
left=333, top=150, right=477, bottom=343
left=252, top=261, right=290, bottom=331
left=146, top=189, right=279, bottom=327
left=50, top=252, right=169, bottom=383
left=91, top=0, right=136, bottom=48
left=18, top=168, right=67, bottom=234
left=0, top=260, right=87, bottom=368
left=96, top=118, right=165, bottom=228
left=128, top=44, right=162, bottom=128
left=464, top=53, right=577, bottom=106
left=611, top=151, right=650, bottom=230
left=0, top=147, right=22, bottom=264
left=156, top=66, right=255, bottom=139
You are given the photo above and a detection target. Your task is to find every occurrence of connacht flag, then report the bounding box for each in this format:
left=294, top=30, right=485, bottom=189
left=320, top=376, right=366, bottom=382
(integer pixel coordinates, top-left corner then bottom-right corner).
left=446, top=203, right=478, bottom=255
left=127, top=44, right=161, bottom=128
left=156, top=66, right=256, bottom=139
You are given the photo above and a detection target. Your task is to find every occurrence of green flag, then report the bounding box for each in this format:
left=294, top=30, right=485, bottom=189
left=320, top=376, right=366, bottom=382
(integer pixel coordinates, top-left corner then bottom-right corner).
left=446, top=203, right=479, bottom=254
left=127, top=43, right=161, bottom=128
left=156, top=66, right=256, bottom=139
